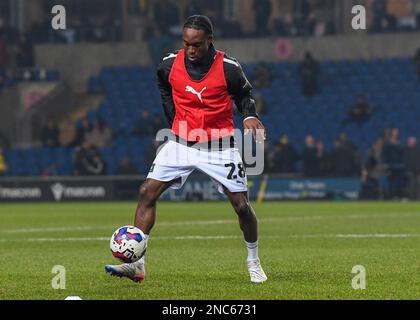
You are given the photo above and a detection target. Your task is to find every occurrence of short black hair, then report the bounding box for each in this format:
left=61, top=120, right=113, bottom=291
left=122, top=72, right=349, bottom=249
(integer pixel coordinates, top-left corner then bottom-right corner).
left=183, top=15, right=214, bottom=36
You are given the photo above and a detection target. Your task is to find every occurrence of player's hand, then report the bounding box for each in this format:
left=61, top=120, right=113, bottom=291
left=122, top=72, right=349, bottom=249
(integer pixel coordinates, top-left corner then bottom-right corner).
left=243, top=118, right=266, bottom=143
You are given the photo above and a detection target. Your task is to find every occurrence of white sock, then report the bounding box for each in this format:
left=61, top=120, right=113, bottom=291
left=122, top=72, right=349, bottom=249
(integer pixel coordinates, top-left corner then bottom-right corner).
left=244, top=240, right=259, bottom=261
left=133, top=234, right=149, bottom=266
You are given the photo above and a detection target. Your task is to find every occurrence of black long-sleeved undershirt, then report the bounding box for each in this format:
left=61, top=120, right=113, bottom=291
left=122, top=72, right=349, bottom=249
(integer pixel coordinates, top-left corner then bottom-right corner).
left=156, top=44, right=259, bottom=126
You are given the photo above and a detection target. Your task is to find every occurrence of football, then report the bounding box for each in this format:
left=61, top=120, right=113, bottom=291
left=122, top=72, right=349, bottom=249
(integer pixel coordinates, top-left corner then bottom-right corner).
left=110, top=226, right=147, bottom=263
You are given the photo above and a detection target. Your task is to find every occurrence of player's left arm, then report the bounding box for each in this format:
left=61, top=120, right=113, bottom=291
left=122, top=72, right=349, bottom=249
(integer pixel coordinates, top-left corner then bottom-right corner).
left=224, top=56, right=266, bottom=142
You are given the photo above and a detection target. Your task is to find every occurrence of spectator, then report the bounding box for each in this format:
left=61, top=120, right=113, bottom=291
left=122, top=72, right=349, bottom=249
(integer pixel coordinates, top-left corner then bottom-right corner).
left=383, top=127, right=393, bottom=142
left=316, top=140, right=330, bottom=176
left=302, top=135, right=320, bottom=177
left=365, top=137, right=387, bottom=197
left=310, top=1, right=331, bottom=37
left=404, top=137, right=420, bottom=199
left=85, top=117, right=113, bottom=148
left=359, top=168, right=380, bottom=200
left=338, top=132, right=357, bottom=152
left=330, top=139, right=358, bottom=177
left=415, top=48, right=420, bottom=81
left=382, top=128, right=405, bottom=199
left=40, top=119, right=59, bottom=148
left=73, top=143, right=106, bottom=176
left=339, top=131, right=362, bottom=169
left=274, top=135, right=300, bottom=173
left=293, top=0, right=312, bottom=36
left=16, top=35, right=34, bottom=68
left=0, top=131, right=10, bottom=149
left=144, top=22, right=176, bottom=67
left=342, top=95, right=375, bottom=125
left=153, top=0, right=180, bottom=36
left=298, top=52, right=320, bottom=97
left=264, top=140, right=276, bottom=173
left=72, top=143, right=87, bottom=175
left=253, top=0, right=272, bottom=36
left=272, top=14, right=296, bottom=37
left=117, top=155, right=140, bottom=175
left=75, top=117, right=92, bottom=146
left=59, top=119, right=77, bottom=148
left=0, top=148, right=7, bottom=176
left=371, top=0, right=388, bottom=32
left=185, top=0, right=203, bottom=18
left=0, top=66, right=5, bottom=91
left=0, top=32, right=9, bottom=91
left=251, top=63, right=273, bottom=89
left=220, top=17, right=244, bottom=38
left=0, top=32, right=9, bottom=69
left=417, top=1, right=420, bottom=31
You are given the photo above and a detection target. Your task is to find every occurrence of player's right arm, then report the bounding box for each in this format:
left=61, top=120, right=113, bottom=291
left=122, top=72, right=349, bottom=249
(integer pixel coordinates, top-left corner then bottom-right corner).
left=156, top=53, right=178, bottom=126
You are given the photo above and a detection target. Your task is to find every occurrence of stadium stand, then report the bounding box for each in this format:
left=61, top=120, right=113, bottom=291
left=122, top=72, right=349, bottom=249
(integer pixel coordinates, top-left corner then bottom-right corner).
left=2, top=56, right=420, bottom=177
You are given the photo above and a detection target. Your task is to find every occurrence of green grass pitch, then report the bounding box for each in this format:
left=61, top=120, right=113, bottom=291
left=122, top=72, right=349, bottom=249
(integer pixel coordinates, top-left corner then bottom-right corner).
left=0, top=201, right=419, bottom=300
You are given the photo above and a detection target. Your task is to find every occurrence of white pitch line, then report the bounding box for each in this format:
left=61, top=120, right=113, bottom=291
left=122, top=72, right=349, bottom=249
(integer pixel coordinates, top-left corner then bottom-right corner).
left=1, top=212, right=418, bottom=234
left=284, top=234, right=420, bottom=239
left=335, top=234, right=420, bottom=238
left=0, top=226, right=102, bottom=234
left=0, top=234, right=420, bottom=242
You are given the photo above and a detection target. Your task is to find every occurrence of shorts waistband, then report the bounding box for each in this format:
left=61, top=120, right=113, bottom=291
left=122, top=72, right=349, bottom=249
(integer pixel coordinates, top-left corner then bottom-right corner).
left=169, top=135, right=236, bottom=150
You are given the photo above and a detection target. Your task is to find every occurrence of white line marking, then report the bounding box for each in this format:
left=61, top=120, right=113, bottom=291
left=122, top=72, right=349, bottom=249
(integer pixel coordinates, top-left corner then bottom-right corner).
left=1, top=213, right=418, bottom=234
left=334, top=234, right=420, bottom=238
left=0, top=226, right=101, bottom=234
left=0, top=234, right=420, bottom=242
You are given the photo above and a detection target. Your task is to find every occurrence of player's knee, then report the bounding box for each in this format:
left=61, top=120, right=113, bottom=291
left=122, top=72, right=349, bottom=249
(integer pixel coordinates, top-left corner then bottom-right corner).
left=138, top=184, right=156, bottom=205
left=232, top=199, right=251, bottom=217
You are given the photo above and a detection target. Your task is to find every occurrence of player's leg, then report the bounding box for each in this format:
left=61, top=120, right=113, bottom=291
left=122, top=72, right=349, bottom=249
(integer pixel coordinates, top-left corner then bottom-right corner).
left=105, top=178, right=177, bottom=283
left=223, top=188, right=257, bottom=243
left=223, top=188, right=267, bottom=283
left=134, top=177, right=179, bottom=234
left=106, top=140, right=194, bottom=283
left=196, top=144, right=267, bottom=282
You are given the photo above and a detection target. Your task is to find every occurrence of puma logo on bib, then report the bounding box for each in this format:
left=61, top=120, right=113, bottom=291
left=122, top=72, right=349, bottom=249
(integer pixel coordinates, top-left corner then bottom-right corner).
left=185, top=85, right=207, bottom=103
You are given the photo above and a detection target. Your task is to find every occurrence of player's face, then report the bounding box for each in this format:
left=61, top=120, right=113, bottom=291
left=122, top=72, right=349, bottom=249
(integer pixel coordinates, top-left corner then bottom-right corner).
left=183, top=28, right=212, bottom=63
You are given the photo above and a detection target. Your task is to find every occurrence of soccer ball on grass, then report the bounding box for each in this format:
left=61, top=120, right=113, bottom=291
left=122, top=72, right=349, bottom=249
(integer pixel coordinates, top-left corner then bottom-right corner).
left=110, top=226, right=147, bottom=263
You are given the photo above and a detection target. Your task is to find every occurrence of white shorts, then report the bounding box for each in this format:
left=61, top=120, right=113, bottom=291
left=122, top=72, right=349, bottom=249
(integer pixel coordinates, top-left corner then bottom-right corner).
left=147, top=140, right=248, bottom=193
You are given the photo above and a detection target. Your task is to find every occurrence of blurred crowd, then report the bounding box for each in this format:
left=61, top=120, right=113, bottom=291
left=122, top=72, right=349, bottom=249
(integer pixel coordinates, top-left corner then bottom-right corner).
left=36, top=110, right=167, bottom=177
left=0, top=0, right=420, bottom=53
left=39, top=116, right=113, bottom=176
left=2, top=0, right=420, bottom=200
left=0, top=19, right=36, bottom=92
left=370, top=0, right=420, bottom=33
left=139, top=0, right=336, bottom=45
left=263, top=128, right=420, bottom=200
left=30, top=102, right=420, bottom=200
left=264, top=132, right=361, bottom=178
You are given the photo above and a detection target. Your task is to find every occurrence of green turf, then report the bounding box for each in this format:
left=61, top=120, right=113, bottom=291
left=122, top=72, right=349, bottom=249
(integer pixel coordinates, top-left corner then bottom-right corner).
left=0, top=201, right=419, bottom=300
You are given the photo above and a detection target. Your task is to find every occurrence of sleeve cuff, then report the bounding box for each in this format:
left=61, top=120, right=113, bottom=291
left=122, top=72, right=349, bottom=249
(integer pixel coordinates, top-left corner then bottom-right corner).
left=243, top=116, right=258, bottom=122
